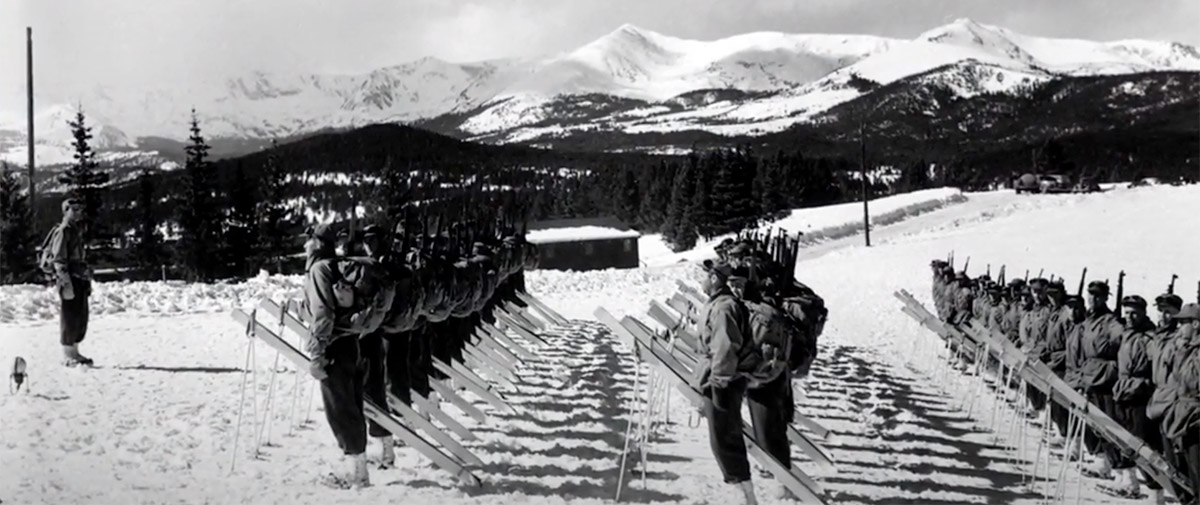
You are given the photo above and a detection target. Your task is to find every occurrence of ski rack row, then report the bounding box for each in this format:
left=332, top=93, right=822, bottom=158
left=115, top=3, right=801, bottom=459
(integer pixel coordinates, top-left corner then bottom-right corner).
left=228, top=290, right=568, bottom=489
left=893, top=289, right=1193, bottom=495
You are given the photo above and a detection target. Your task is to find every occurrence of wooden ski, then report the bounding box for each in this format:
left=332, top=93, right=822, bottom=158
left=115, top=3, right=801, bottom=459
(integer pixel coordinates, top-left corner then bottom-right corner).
left=595, top=307, right=828, bottom=504
left=480, top=324, right=537, bottom=362
left=412, top=392, right=478, bottom=441
left=230, top=309, right=482, bottom=487
left=428, top=379, right=488, bottom=423
left=431, top=357, right=514, bottom=414
left=472, top=328, right=524, bottom=368
left=387, top=392, right=484, bottom=466
left=495, top=309, right=550, bottom=346
left=895, top=290, right=1191, bottom=494
left=501, top=301, right=547, bottom=331
left=515, top=291, right=569, bottom=326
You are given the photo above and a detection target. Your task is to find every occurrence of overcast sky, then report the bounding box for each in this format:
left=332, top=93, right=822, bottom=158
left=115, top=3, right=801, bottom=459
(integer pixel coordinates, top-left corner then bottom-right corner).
left=2, top=0, right=1196, bottom=95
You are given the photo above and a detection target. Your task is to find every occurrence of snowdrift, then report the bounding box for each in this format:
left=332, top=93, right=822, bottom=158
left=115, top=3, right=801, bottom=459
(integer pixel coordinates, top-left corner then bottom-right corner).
left=640, top=187, right=966, bottom=266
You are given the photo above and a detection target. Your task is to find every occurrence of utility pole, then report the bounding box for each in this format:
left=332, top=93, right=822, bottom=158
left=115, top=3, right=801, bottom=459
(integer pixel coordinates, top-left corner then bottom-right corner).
left=27, top=26, right=36, bottom=228
left=859, top=118, right=870, bottom=247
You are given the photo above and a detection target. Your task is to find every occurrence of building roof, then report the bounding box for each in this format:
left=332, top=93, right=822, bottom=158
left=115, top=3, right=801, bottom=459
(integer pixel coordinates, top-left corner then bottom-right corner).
left=525, top=217, right=641, bottom=244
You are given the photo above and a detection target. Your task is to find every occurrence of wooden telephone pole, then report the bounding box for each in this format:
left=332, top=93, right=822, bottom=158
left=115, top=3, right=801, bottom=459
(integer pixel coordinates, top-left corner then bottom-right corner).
left=27, top=27, right=36, bottom=227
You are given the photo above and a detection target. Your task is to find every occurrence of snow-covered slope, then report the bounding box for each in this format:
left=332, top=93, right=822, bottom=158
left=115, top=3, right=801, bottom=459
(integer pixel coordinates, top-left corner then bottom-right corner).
left=3, top=184, right=1196, bottom=505
left=4, top=19, right=1197, bottom=162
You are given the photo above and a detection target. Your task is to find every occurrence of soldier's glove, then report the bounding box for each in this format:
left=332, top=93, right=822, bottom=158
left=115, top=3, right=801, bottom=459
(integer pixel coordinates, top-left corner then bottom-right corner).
left=309, top=354, right=330, bottom=381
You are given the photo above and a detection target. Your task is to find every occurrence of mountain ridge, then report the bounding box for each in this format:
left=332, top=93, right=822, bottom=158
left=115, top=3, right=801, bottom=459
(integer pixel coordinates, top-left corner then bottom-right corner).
left=2, top=18, right=1197, bottom=165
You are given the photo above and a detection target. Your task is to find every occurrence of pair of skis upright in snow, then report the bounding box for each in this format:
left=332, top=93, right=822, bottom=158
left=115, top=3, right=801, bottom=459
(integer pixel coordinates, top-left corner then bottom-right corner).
left=893, top=289, right=1193, bottom=497
left=595, top=280, right=837, bottom=505
left=229, top=291, right=567, bottom=489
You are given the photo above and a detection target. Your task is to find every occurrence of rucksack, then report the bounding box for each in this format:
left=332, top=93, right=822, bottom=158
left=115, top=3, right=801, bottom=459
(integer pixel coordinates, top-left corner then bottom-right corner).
left=737, top=300, right=799, bottom=388
left=779, top=282, right=827, bottom=378
left=38, top=224, right=63, bottom=278
left=329, top=256, right=395, bottom=335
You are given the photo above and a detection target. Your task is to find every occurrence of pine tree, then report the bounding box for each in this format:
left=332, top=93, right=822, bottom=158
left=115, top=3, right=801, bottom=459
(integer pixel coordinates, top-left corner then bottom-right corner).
left=690, top=152, right=715, bottom=240
left=224, top=160, right=259, bottom=277
left=132, top=166, right=165, bottom=276
left=663, top=156, right=698, bottom=251
left=58, top=108, right=110, bottom=242
left=615, top=166, right=640, bottom=227
left=257, top=140, right=296, bottom=273
left=177, top=109, right=218, bottom=282
left=0, top=162, right=38, bottom=284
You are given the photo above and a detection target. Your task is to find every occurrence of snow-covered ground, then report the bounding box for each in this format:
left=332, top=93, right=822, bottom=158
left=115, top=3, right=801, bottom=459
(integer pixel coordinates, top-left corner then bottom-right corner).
left=2, top=183, right=1197, bottom=504
left=639, top=187, right=966, bottom=266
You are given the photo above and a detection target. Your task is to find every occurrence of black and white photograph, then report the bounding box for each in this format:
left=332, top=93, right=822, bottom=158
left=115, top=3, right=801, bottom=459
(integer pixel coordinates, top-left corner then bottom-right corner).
left=1, top=0, right=1198, bottom=503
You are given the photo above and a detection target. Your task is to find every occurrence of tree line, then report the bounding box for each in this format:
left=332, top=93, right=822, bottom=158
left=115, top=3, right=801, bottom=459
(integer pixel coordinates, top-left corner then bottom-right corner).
left=2, top=111, right=949, bottom=285
left=1, top=108, right=298, bottom=284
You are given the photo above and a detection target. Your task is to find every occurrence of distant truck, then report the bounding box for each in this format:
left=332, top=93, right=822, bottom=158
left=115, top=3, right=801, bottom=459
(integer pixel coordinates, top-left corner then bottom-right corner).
left=1013, top=173, right=1072, bottom=194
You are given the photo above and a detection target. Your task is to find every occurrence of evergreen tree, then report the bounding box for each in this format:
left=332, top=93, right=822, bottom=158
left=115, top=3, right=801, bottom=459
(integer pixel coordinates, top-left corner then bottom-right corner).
left=256, top=140, right=296, bottom=273
left=132, top=166, right=165, bottom=276
left=615, top=166, right=640, bottom=227
left=663, top=155, right=698, bottom=251
left=58, top=108, right=110, bottom=242
left=0, top=162, right=38, bottom=284
left=177, top=109, right=219, bottom=282
left=224, top=160, right=259, bottom=277
left=690, top=152, right=715, bottom=240
left=756, top=157, right=786, bottom=218
left=639, top=160, right=674, bottom=231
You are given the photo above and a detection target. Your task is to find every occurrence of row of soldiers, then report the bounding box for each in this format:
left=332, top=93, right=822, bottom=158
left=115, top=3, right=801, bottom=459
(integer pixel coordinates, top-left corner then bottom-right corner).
left=930, top=260, right=1200, bottom=504
left=300, top=218, right=539, bottom=489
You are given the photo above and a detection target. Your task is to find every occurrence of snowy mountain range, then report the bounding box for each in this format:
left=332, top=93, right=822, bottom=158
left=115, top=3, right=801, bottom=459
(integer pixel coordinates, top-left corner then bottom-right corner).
left=2, top=18, right=1198, bottom=165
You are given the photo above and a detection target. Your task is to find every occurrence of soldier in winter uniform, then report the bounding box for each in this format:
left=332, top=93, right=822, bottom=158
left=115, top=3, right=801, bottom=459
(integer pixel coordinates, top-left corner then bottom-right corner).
left=44, top=198, right=95, bottom=367
left=1077, top=280, right=1126, bottom=479
left=1019, top=278, right=1055, bottom=415
left=1108, top=295, right=1161, bottom=499
left=1003, top=280, right=1031, bottom=346
left=1150, top=302, right=1200, bottom=501
left=1062, top=294, right=1092, bottom=457
left=692, top=259, right=759, bottom=505
left=1044, top=293, right=1083, bottom=441
left=301, top=224, right=387, bottom=488
left=1146, top=293, right=1192, bottom=503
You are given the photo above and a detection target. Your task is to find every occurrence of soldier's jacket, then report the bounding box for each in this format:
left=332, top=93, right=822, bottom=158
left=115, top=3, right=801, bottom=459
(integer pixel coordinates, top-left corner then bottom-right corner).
left=933, top=276, right=949, bottom=320
left=1148, top=323, right=1193, bottom=420
left=45, top=220, right=89, bottom=280
left=1002, top=302, right=1025, bottom=344
left=1043, top=305, right=1076, bottom=371
left=972, top=293, right=988, bottom=322
left=949, top=285, right=974, bottom=324
left=691, top=289, right=750, bottom=390
left=1112, top=316, right=1158, bottom=404
left=1156, top=341, right=1200, bottom=441
left=1064, top=323, right=1089, bottom=389
left=1019, top=301, right=1054, bottom=356
left=1078, top=309, right=1125, bottom=392
left=379, top=264, right=425, bottom=334
left=983, top=299, right=1005, bottom=330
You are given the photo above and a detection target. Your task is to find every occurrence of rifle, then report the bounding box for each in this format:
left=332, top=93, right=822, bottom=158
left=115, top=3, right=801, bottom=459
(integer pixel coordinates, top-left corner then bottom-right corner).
left=1168, top=274, right=1178, bottom=295
left=1024, top=269, right=1029, bottom=282
left=1114, top=271, right=1126, bottom=322
left=1037, top=268, right=1044, bottom=279
left=1076, top=267, right=1088, bottom=297
left=985, top=264, right=991, bottom=278
left=962, top=257, right=970, bottom=275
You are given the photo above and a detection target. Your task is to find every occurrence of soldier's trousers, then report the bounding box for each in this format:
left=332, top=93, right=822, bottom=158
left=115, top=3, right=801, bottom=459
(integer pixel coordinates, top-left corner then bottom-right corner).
left=60, top=277, right=90, bottom=345
left=747, top=375, right=792, bottom=470
left=1087, top=391, right=1127, bottom=468
left=1049, top=370, right=1070, bottom=436
left=1112, top=400, right=1158, bottom=485
left=1162, top=424, right=1195, bottom=502
left=411, top=325, right=435, bottom=396
left=360, top=331, right=391, bottom=438
left=383, top=331, right=412, bottom=406
left=706, top=379, right=751, bottom=484
left=319, top=336, right=367, bottom=456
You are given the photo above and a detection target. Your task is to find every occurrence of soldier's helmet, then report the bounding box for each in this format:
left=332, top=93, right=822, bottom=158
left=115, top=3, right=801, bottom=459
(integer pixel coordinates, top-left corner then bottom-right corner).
left=1154, top=293, right=1184, bottom=311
